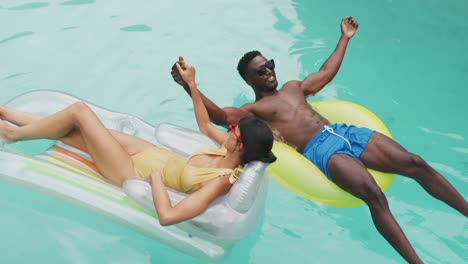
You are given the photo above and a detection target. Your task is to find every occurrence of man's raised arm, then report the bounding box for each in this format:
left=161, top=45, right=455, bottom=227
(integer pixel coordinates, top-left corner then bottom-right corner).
left=299, top=16, right=359, bottom=97
left=171, top=56, right=249, bottom=127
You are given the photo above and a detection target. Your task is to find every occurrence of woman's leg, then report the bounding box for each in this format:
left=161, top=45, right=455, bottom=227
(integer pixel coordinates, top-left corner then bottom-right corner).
left=0, top=102, right=145, bottom=185
left=0, top=105, right=42, bottom=125
left=360, top=132, right=468, bottom=216
left=328, top=154, right=423, bottom=264
left=0, top=105, right=154, bottom=156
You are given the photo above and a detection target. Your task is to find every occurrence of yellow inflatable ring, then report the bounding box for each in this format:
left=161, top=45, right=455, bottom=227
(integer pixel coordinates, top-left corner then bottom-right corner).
left=266, top=100, right=396, bottom=207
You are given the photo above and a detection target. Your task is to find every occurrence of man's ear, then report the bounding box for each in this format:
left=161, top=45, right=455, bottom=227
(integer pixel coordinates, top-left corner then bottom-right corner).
left=246, top=79, right=253, bottom=86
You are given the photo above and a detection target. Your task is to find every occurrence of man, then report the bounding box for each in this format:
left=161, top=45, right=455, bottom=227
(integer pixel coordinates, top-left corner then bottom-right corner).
left=171, top=16, right=467, bottom=264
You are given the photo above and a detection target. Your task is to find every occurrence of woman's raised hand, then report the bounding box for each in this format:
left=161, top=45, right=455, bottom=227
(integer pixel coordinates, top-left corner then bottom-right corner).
left=175, top=58, right=196, bottom=86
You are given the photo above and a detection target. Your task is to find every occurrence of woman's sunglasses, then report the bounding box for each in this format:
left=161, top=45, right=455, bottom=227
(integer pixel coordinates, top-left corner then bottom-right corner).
left=227, top=124, right=241, bottom=142
left=248, top=59, right=275, bottom=78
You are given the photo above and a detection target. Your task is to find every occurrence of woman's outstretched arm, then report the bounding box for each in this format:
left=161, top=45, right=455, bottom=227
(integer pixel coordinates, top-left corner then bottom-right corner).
left=150, top=172, right=230, bottom=225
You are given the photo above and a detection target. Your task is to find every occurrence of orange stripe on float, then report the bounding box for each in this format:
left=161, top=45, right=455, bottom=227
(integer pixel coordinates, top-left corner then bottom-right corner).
left=53, top=145, right=100, bottom=173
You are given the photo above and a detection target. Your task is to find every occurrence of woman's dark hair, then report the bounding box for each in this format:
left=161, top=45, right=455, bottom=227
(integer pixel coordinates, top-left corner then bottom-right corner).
left=238, top=116, right=277, bottom=165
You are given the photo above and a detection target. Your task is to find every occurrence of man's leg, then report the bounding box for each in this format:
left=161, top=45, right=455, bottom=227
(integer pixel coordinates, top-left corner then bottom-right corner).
left=360, top=132, right=468, bottom=216
left=328, top=154, right=423, bottom=264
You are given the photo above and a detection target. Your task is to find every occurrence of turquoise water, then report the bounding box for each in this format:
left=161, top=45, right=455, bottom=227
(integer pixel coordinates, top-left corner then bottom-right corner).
left=1, top=0, right=467, bottom=263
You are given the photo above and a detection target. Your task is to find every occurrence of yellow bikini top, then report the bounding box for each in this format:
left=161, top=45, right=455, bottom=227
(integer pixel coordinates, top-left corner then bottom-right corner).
left=161, top=146, right=242, bottom=193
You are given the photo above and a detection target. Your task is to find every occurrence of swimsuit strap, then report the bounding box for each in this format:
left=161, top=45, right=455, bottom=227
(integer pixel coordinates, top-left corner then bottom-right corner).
left=228, top=167, right=243, bottom=184
left=322, top=125, right=352, bottom=151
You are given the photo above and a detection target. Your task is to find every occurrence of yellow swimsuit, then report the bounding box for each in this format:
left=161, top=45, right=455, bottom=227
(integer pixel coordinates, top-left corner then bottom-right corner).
left=130, top=146, right=239, bottom=193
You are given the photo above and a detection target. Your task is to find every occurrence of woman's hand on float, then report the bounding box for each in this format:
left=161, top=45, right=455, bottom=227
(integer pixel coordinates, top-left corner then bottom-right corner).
left=150, top=171, right=162, bottom=185
left=143, top=174, right=154, bottom=183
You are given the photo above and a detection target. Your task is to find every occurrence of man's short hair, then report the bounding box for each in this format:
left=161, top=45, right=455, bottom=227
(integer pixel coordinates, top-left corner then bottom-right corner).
left=237, top=51, right=262, bottom=81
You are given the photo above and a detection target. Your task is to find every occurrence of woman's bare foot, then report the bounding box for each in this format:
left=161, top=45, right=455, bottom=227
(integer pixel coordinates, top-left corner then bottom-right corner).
left=0, top=120, right=16, bottom=143
left=0, top=105, right=6, bottom=120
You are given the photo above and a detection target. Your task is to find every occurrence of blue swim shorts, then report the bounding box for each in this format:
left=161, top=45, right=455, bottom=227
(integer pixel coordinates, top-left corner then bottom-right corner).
left=301, top=123, right=374, bottom=180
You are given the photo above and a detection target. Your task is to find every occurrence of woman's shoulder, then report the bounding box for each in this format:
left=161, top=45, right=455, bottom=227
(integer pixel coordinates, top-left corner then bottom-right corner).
left=193, top=145, right=227, bottom=155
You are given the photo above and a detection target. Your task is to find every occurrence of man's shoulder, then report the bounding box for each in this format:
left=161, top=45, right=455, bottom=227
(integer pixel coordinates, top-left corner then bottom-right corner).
left=240, top=101, right=257, bottom=109
left=280, top=80, right=302, bottom=91
left=238, top=99, right=268, bottom=113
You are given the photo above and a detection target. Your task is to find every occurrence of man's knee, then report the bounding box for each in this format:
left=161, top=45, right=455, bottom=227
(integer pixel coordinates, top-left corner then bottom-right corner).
left=406, top=153, right=424, bottom=166
left=361, top=183, right=388, bottom=209
left=403, top=153, right=430, bottom=177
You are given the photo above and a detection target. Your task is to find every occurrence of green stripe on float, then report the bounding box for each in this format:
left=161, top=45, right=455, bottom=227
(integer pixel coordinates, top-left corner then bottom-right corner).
left=24, top=158, right=156, bottom=217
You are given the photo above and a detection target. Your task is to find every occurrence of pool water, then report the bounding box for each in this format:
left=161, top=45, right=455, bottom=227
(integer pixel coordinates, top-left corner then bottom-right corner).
left=1, top=1, right=467, bottom=263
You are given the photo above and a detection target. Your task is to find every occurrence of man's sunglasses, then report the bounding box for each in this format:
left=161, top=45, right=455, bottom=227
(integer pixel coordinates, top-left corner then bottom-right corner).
left=249, top=59, right=275, bottom=78
left=227, top=124, right=241, bottom=142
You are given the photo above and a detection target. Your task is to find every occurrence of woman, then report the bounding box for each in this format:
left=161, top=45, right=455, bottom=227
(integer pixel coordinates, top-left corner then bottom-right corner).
left=0, top=62, right=276, bottom=226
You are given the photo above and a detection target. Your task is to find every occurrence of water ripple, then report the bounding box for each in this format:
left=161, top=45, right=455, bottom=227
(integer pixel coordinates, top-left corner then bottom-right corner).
left=6, top=2, right=49, bottom=10
left=62, top=26, right=78, bottom=31
left=420, top=127, right=464, bottom=140
left=0, top=31, right=34, bottom=45
left=160, top=98, right=176, bottom=106
left=120, top=24, right=152, bottom=32
left=269, top=223, right=302, bottom=239
left=391, top=200, right=468, bottom=263
left=272, top=8, right=294, bottom=32
left=1, top=72, right=32, bottom=81
left=289, top=38, right=325, bottom=55
left=430, top=162, right=468, bottom=183
left=449, top=147, right=468, bottom=154
left=61, top=0, right=95, bottom=6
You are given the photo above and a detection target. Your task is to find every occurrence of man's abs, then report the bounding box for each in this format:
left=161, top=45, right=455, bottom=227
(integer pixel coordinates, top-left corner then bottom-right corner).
left=267, top=105, right=329, bottom=152
left=249, top=87, right=329, bottom=151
